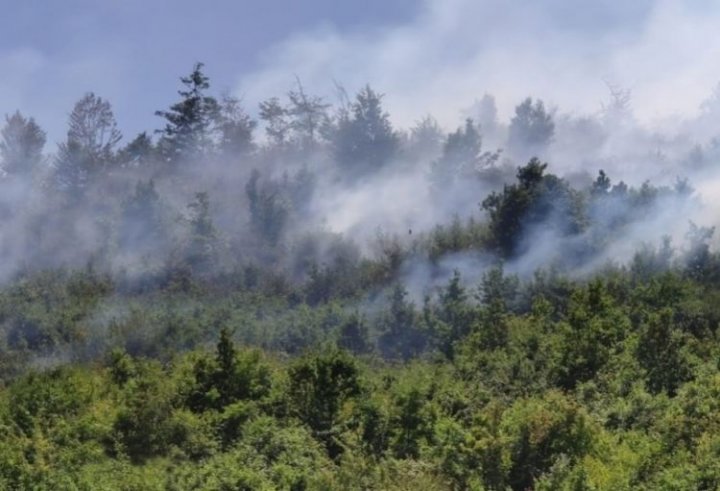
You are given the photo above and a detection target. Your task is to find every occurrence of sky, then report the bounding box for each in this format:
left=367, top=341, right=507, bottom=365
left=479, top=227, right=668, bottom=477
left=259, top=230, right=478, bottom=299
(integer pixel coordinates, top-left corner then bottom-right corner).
left=2, top=0, right=720, bottom=145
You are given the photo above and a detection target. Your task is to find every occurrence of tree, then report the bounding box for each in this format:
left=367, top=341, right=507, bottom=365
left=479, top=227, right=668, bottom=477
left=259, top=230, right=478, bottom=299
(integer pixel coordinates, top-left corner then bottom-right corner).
left=433, top=270, right=474, bottom=358
left=392, top=387, right=434, bottom=459
left=217, top=94, right=256, bottom=160
left=378, top=284, right=427, bottom=360
left=287, top=349, right=361, bottom=457
left=54, top=93, right=121, bottom=191
left=118, top=179, right=165, bottom=255
left=259, top=97, right=290, bottom=148
left=406, top=115, right=443, bottom=163
left=481, top=159, right=583, bottom=258
left=245, top=170, right=288, bottom=246
left=155, top=62, right=220, bottom=164
left=117, top=132, right=155, bottom=168
left=636, top=308, right=693, bottom=395
left=287, top=77, right=330, bottom=153
left=508, top=98, right=554, bottom=158
left=0, top=111, right=46, bottom=176
left=185, top=192, right=219, bottom=274
left=430, top=119, right=498, bottom=190
left=187, top=327, right=271, bottom=411
left=684, top=222, right=716, bottom=282
left=337, top=312, right=371, bottom=355
left=332, top=85, right=399, bottom=177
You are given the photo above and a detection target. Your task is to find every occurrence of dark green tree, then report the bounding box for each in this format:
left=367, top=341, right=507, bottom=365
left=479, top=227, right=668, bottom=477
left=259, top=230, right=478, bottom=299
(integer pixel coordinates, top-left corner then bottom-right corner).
left=155, top=62, right=220, bottom=164
left=337, top=312, right=371, bottom=355
left=637, top=308, right=693, bottom=395
left=185, top=192, right=219, bottom=274
left=481, top=159, right=583, bottom=258
left=434, top=270, right=474, bottom=358
left=245, top=170, right=288, bottom=246
left=379, top=284, right=427, bottom=360
left=332, top=85, right=399, bottom=177
left=392, top=387, right=434, bottom=459
left=187, top=327, right=271, bottom=411
left=287, top=349, right=361, bottom=457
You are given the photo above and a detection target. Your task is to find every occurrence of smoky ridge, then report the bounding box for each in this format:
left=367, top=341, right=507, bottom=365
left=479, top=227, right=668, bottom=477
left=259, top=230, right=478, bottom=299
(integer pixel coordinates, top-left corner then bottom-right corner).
left=0, top=62, right=719, bottom=365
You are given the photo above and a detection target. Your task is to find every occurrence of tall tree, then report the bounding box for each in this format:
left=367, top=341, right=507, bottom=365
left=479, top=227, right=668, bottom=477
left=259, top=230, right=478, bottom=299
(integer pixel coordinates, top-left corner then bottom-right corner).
left=155, top=63, right=220, bottom=165
left=0, top=111, right=46, bottom=177
left=245, top=170, right=288, bottom=246
left=217, top=94, right=256, bottom=160
left=184, top=191, right=219, bottom=274
left=378, top=284, right=427, bottom=360
left=332, top=85, right=399, bottom=177
left=508, top=98, right=554, bottom=159
left=430, top=119, right=483, bottom=189
left=287, top=78, right=330, bottom=153
left=54, top=93, right=121, bottom=191
left=258, top=97, right=290, bottom=148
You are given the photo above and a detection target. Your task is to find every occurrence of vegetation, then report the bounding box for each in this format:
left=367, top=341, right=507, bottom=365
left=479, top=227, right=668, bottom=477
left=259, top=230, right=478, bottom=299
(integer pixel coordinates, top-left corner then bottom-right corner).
left=0, top=63, right=718, bottom=489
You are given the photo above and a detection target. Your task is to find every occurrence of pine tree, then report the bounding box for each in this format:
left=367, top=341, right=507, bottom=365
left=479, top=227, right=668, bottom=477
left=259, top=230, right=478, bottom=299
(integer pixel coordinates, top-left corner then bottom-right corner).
left=155, top=63, right=220, bottom=165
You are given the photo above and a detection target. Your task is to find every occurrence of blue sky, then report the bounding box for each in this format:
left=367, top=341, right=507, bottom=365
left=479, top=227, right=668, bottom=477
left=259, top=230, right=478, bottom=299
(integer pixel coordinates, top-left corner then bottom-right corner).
left=2, top=0, right=719, bottom=145
left=0, top=0, right=417, bottom=143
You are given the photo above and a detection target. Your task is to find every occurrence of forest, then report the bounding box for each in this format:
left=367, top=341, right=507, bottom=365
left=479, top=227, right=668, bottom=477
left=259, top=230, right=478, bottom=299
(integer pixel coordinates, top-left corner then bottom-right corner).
left=1, top=62, right=720, bottom=489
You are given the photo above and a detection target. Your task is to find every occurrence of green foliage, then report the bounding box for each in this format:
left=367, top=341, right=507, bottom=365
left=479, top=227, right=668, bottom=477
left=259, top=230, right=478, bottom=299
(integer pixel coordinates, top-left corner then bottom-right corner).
left=287, top=349, right=361, bottom=457
left=379, top=284, right=428, bottom=361
left=482, top=158, right=584, bottom=257
left=332, top=85, right=399, bottom=176
left=155, top=62, right=220, bottom=164
left=186, top=327, right=271, bottom=411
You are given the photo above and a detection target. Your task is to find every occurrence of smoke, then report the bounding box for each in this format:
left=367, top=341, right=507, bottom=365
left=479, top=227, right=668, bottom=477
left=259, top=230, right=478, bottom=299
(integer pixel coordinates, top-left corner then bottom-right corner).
left=1, top=0, right=720, bottom=308
left=237, top=0, right=720, bottom=131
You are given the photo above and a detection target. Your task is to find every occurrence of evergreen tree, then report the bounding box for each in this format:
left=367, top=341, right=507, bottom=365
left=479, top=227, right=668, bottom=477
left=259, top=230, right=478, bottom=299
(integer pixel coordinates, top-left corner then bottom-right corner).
left=332, top=85, right=399, bottom=177
left=379, top=284, right=427, bottom=360
left=117, top=132, right=155, bottom=168
left=155, top=63, right=220, bottom=165
left=185, top=192, right=219, bottom=274
left=245, top=170, right=288, bottom=246
left=0, top=111, right=46, bottom=176
left=337, top=312, right=371, bottom=355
